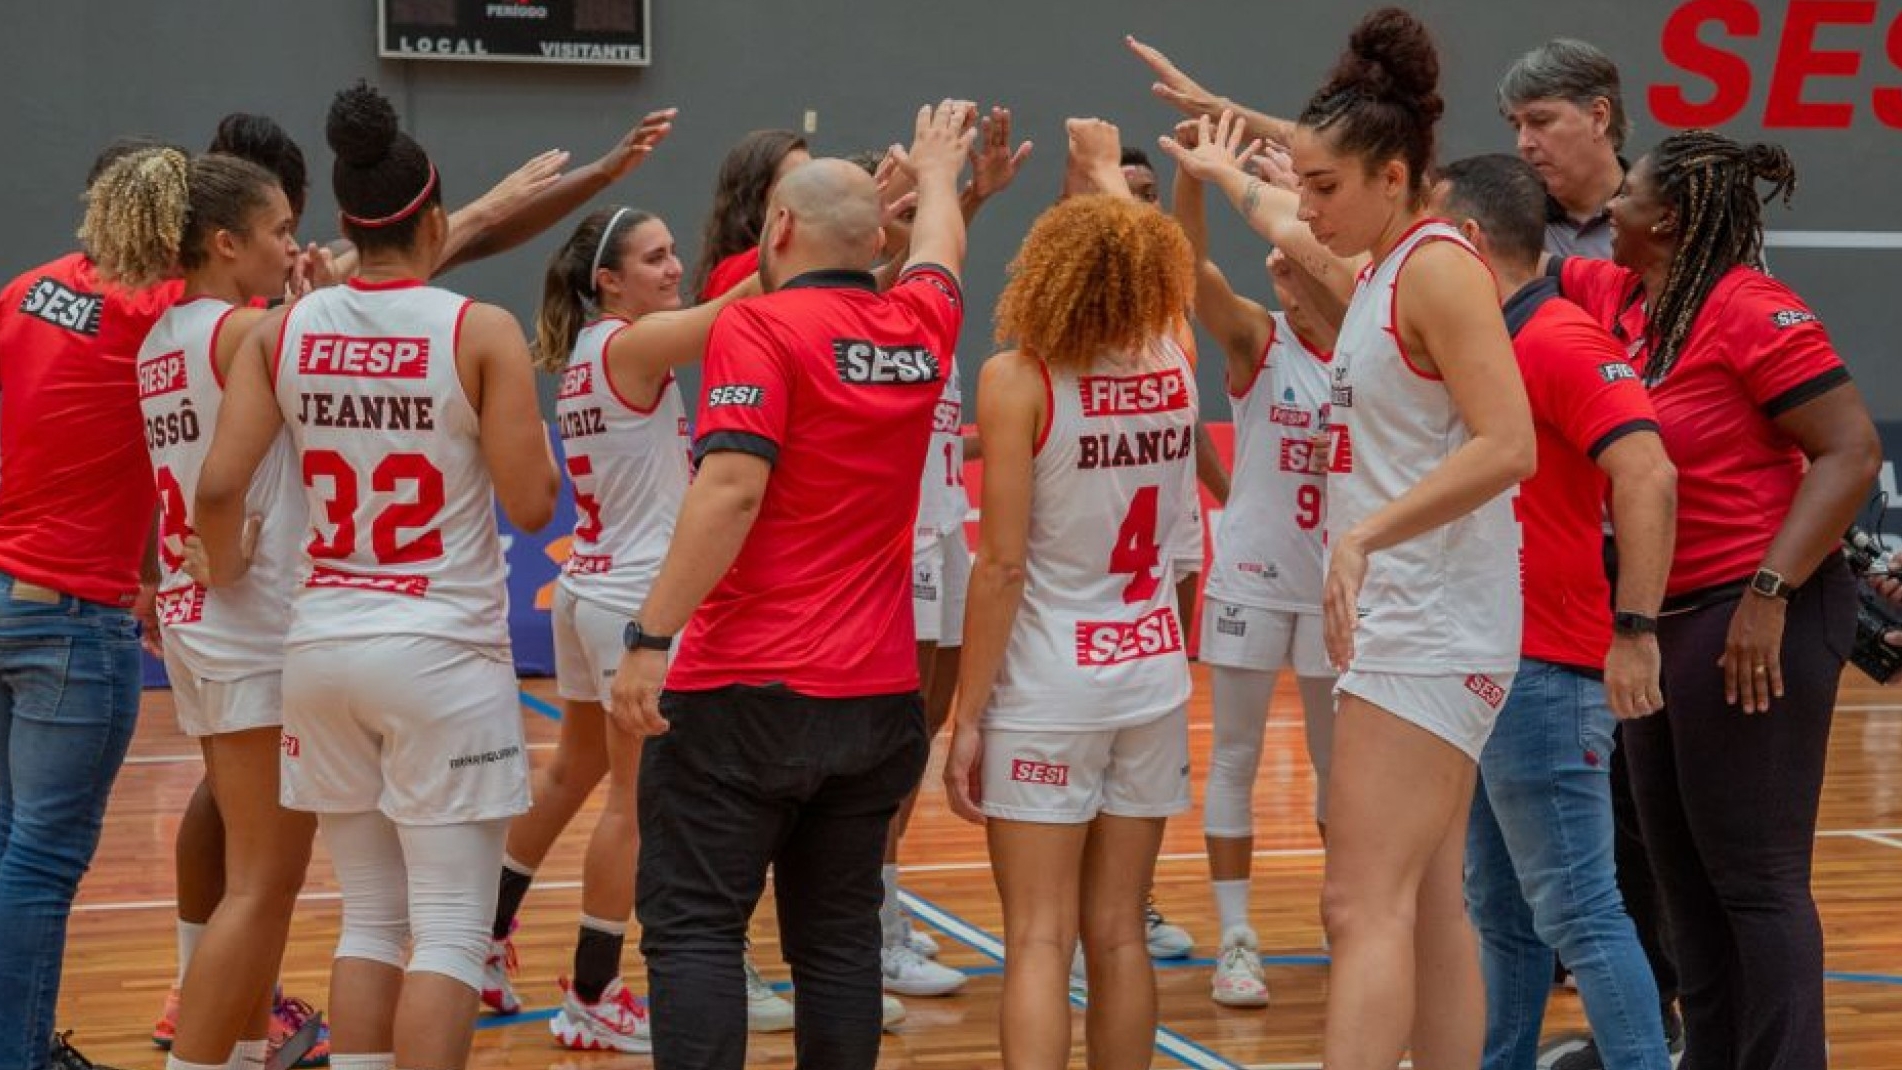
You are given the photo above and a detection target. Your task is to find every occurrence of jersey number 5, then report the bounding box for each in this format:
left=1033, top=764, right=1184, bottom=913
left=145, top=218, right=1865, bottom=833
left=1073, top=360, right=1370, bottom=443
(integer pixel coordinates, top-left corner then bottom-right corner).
left=1109, top=485, right=1161, bottom=604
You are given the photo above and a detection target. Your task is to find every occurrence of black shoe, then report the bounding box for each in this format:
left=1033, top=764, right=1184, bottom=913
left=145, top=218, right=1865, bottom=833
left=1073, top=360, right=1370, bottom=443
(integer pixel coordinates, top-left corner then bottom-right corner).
left=49, top=1032, right=127, bottom=1070
left=1543, top=1009, right=1685, bottom=1070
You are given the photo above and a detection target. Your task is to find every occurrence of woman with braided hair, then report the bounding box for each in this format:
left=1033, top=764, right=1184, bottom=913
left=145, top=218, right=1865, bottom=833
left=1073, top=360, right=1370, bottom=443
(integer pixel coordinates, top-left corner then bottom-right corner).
left=1554, top=130, right=1880, bottom=1070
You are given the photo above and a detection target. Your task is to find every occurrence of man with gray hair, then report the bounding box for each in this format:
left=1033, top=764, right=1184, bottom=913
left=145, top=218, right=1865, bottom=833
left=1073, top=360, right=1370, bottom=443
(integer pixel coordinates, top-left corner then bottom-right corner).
left=611, top=100, right=977, bottom=1070
left=1499, top=37, right=1632, bottom=260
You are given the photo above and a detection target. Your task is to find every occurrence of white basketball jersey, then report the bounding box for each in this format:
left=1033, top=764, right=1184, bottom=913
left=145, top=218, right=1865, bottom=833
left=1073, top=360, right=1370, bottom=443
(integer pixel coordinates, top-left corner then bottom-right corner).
left=1205, top=313, right=1331, bottom=613
left=554, top=317, right=691, bottom=614
left=915, top=354, right=968, bottom=545
left=1326, top=222, right=1522, bottom=674
left=139, top=297, right=302, bottom=681
left=986, top=338, right=1197, bottom=731
left=272, top=279, right=509, bottom=650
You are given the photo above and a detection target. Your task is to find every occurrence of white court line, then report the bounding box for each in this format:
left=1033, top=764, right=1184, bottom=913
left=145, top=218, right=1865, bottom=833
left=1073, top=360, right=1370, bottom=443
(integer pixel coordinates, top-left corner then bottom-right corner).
left=1850, top=832, right=1902, bottom=852
left=1766, top=230, right=1902, bottom=250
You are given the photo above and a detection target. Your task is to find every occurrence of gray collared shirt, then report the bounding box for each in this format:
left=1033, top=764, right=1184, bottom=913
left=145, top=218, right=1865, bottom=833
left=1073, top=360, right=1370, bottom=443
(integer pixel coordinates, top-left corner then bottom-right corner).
left=1544, top=196, right=1613, bottom=260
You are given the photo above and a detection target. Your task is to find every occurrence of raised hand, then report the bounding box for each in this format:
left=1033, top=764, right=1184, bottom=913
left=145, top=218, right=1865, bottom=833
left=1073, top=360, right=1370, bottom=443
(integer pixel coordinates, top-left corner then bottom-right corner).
left=1157, top=112, right=1261, bottom=184
left=967, top=106, right=1033, bottom=202
left=597, top=108, right=677, bottom=181
left=1127, top=36, right=1228, bottom=120
left=1251, top=140, right=1300, bottom=193
left=892, top=99, right=979, bottom=184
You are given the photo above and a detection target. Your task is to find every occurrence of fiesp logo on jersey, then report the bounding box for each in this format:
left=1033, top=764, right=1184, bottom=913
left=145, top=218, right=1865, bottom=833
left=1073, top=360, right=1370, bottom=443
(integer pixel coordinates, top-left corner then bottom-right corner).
left=299, top=335, right=430, bottom=379
left=833, top=339, right=941, bottom=385
left=1079, top=368, right=1189, bottom=417
left=139, top=350, right=188, bottom=399
left=558, top=363, right=594, bottom=399
left=1074, top=606, right=1184, bottom=667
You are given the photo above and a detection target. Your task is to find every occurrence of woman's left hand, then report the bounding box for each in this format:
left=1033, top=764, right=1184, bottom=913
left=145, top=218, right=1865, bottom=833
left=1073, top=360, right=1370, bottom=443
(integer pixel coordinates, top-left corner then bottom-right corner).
left=1719, top=593, right=1787, bottom=713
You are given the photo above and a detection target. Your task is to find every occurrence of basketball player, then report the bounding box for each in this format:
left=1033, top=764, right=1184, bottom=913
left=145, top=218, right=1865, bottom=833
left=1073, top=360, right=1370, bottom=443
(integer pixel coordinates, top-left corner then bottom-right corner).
left=84, top=146, right=306, bottom=1070
left=944, top=118, right=1199, bottom=1070
left=694, top=130, right=811, bottom=301
left=1166, top=11, right=1536, bottom=1066
left=191, top=81, right=557, bottom=1070
left=1172, top=146, right=1340, bottom=1006
left=472, top=205, right=758, bottom=1048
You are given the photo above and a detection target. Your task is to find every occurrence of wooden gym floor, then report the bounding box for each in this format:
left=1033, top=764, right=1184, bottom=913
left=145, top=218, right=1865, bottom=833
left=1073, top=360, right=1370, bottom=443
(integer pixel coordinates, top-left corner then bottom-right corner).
left=60, top=665, right=1902, bottom=1068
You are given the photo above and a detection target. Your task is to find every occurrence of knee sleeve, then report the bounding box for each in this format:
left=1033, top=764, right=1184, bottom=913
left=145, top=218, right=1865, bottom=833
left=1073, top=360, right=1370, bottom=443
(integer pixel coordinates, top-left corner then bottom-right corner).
left=1297, top=675, right=1337, bottom=824
left=1204, top=666, right=1279, bottom=838
left=398, top=818, right=509, bottom=992
left=321, top=811, right=410, bottom=969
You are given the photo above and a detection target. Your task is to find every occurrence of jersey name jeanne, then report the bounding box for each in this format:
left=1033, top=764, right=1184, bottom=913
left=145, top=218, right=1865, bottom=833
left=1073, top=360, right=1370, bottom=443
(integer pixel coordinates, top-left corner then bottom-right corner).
left=554, top=317, right=690, bottom=614
left=273, top=279, right=509, bottom=650
left=985, top=338, right=1198, bottom=731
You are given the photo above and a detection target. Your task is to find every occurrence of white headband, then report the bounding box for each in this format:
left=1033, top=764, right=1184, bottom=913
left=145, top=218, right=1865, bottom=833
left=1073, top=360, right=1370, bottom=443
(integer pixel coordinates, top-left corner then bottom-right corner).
left=589, top=207, right=633, bottom=291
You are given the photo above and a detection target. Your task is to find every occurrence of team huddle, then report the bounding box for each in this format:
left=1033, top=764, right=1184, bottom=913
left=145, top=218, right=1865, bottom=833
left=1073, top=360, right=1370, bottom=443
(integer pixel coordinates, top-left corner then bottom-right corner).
left=0, top=6, right=1882, bottom=1070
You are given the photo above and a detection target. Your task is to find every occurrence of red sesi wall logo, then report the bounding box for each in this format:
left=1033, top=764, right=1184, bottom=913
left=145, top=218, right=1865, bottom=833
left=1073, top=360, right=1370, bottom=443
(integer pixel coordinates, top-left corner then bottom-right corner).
left=139, top=351, right=188, bottom=399
left=1079, top=369, right=1190, bottom=417
left=1009, top=759, right=1070, bottom=786
left=558, top=363, right=594, bottom=399
left=1075, top=606, right=1185, bottom=667
left=1466, top=674, right=1508, bottom=710
left=299, top=335, right=430, bottom=379
left=1653, top=0, right=1902, bottom=129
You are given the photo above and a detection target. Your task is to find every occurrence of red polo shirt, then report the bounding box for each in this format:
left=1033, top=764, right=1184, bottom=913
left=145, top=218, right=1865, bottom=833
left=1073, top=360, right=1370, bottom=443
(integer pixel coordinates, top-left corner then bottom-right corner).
left=1557, top=258, right=1849, bottom=597
left=701, top=247, right=760, bottom=302
left=1507, top=279, right=1660, bottom=670
left=0, top=256, right=175, bottom=606
left=666, top=263, right=963, bottom=697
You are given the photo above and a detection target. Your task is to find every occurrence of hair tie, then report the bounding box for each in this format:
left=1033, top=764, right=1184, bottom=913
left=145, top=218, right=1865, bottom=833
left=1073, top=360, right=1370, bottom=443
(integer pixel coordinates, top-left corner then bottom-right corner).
left=340, top=163, right=438, bottom=229
left=590, top=207, right=633, bottom=291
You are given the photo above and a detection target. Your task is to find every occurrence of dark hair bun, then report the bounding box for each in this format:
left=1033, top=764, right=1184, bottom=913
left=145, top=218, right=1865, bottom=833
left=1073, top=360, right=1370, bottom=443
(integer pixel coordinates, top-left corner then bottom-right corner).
left=1340, top=8, right=1444, bottom=125
left=327, top=80, right=400, bottom=169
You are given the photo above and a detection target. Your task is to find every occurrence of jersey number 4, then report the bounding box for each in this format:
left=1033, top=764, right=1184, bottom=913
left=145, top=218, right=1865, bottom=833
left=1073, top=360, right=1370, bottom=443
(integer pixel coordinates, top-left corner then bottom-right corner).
left=304, top=450, right=446, bottom=564
left=1110, top=485, right=1162, bottom=605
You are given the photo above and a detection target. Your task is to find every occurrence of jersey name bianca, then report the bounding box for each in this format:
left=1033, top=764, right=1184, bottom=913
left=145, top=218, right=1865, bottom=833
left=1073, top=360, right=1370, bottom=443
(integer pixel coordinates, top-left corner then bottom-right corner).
left=1077, top=424, right=1194, bottom=471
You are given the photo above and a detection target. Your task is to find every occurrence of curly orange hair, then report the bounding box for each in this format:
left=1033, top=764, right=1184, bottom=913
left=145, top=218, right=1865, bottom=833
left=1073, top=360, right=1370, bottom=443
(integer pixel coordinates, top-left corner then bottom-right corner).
left=994, top=194, right=1195, bottom=372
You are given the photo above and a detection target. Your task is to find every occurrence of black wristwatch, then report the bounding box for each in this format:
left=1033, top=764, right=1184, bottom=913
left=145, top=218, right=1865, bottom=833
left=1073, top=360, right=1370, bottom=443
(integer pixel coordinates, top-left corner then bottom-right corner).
left=622, top=619, right=673, bottom=653
left=1748, top=567, right=1795, bottom=601
left=1612, top=611, right=1658, bottom=638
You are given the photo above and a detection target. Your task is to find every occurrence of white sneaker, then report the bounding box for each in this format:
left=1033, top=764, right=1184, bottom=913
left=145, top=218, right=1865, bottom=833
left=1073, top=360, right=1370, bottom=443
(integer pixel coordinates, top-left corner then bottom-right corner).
left=905, top=923, right=940, bottom=959
left=549, top=976, right=652, bottom=1053
left=882, top=994, right=906, bottom=1029
left=881, top=942, right=967, bottom=996
left=479, top=932, right=523, bottom=1016
left=1144, top=896, right=1193, bottom=959
left=1210, top=926, right=1271, bottom=1008
left=744, top=954, right=796, bottom=1033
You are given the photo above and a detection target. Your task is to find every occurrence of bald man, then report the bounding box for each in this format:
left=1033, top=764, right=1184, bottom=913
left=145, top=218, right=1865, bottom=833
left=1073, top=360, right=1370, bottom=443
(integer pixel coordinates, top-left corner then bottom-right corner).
left=611, top=101, right=976, bottom=1070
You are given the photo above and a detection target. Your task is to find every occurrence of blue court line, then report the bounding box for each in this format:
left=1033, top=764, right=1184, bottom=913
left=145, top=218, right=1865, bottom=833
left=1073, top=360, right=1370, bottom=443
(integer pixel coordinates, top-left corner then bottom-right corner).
left=475, top=1007, right=555, bottom=1030
left=518, top=689, right=562, bottom=721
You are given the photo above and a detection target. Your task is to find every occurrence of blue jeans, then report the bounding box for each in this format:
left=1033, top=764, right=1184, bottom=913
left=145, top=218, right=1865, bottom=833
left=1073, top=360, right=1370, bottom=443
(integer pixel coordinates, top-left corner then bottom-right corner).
left=1465, top=658, right=1667, bottom=1070
left=0, top=573, right=142, bottom=1069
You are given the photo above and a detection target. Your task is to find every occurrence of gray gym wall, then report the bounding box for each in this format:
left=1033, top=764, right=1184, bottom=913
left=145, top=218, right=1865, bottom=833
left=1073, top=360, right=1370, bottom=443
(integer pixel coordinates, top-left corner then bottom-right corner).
left=3, top=1, right=1898, bottom=421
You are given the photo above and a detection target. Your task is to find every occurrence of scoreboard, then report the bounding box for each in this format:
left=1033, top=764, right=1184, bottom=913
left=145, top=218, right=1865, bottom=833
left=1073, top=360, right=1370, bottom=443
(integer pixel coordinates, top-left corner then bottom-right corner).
left=379, top=0, right=650, bottom=67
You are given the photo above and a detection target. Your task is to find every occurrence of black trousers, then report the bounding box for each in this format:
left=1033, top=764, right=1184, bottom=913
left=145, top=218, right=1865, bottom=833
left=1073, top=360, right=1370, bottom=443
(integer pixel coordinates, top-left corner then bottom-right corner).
left=1624, top=557, right=1855, bottom=1070
left=636, top=684, right=930, bottom=1070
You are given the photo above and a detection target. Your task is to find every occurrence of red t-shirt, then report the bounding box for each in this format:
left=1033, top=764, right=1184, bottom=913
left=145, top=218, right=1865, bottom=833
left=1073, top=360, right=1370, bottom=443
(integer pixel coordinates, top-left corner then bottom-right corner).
left=0, top=256, right=175, bottom=606
left=1558, top=258, right=1849, bottom=597
left=1508, top=281, right=1660, bottom=670
left=666, top=263, right=964, bottom=697
left=701, top=247, right=760, bottom=302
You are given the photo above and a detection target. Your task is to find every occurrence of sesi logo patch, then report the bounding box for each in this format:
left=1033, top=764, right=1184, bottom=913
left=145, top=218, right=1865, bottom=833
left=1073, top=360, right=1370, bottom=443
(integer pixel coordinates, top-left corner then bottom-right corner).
left=1075, top=606, right=1185, bottom=667
left=833, top=339, right=941, bottom=385
left=707, top=384, right=764, bottom=408
left=1770, top=309, right=1818, bottom=330
left=139, top=351, right=188, bottom=398
left=1598, top=362, right=1638, bottom=383
left=1009, top=758, right=1070, bottom=786
left=1465, top=674, right=1507, bottom=710
left=1079, top=369, right=1189, bottom=417
left=19, top=277, right=103, bottom=335
left=298, top=335, right=429, bottom=378
left=558, top=363, right=594, bottom=399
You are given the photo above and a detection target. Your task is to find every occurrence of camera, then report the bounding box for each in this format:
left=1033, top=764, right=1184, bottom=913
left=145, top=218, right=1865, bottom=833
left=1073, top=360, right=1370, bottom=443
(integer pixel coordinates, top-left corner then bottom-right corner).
left=1842, top=525, right=1902, bottom=684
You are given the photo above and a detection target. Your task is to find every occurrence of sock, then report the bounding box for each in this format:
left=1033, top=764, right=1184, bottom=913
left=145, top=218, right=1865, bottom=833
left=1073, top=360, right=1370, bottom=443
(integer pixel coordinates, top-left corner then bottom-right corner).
left=234, top=1040, right=267, bottom=1070
left=573, top=915, right=628, bottom=1004
left=1212, top=879, right=1251, bottom=936
left=330, top=1055, right=395, bottom=1070
left=176, top=919, right=208, bottom=984
left=166, top=1055, right=226, bottom=1070
left=493, top=856, right=535, bottom=940
left=879, top=864, right=904, bottom=946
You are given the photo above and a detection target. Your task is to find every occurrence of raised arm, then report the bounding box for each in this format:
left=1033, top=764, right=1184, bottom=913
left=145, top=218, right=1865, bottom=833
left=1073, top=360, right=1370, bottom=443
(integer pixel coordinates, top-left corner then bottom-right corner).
left=961, top=106, right=1033, bottom=225
left=1127, top=36, right=1297, bottom=145
left=604, top=273, right=763, bottom=401
left=438, top=108, right=677, bottom=273
left=1171, top=124, right=1275, bottom=389
left=893, top=100, right=980, bottom=282
left=1063, top=118, right=1132, bottom=200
